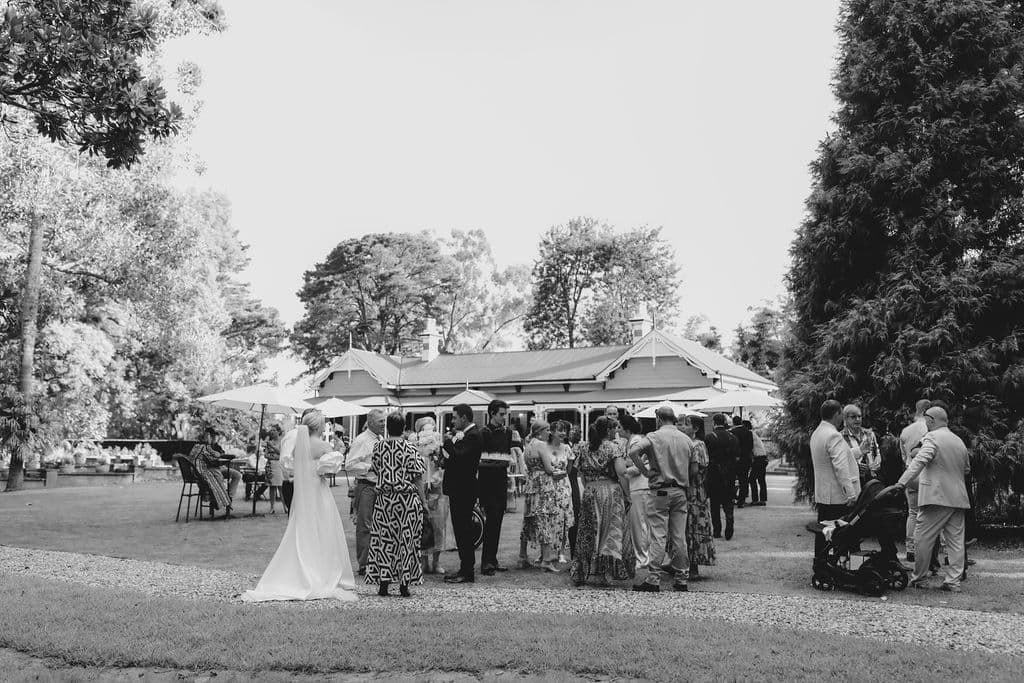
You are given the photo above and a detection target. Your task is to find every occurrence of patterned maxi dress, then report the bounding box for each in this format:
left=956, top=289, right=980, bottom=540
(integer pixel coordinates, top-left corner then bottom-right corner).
left=365, top=438, right=425, bottom=586
left=569, top=440, right=636, bottom=583
left=521, top=441, right=575, bottom=549
left=687, top=438, right=716, bottom=567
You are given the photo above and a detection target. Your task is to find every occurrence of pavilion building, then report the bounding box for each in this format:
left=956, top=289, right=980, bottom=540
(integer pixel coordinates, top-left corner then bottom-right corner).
left=310, top=311, right=776, bottom=436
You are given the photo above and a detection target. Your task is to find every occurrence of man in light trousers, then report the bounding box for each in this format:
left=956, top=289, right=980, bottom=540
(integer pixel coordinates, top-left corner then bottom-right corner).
left=899, top=398, right=931, bottom=562
left=893, top=407, right=971, bottom=592
left=344, top=408, right=385, bottom=575
left=628, top=406, right=696, bottom=592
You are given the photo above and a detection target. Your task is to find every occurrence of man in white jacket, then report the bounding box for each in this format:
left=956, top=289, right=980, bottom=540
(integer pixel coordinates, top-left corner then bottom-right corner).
left=810, top=399, right=860, bottom=572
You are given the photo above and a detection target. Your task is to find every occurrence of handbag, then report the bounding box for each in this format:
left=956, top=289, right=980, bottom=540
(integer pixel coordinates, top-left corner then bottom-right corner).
left=420, top=509, right=435, bottom=550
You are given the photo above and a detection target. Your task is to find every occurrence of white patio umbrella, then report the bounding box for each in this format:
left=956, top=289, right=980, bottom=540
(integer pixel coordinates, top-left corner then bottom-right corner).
left=633, top=402, right=706, bottom=420
left=196, top=383, right=314, bottom=515
left=692, top=389, right=783, bottom=417
left=311, top=397, right=369, bottom=419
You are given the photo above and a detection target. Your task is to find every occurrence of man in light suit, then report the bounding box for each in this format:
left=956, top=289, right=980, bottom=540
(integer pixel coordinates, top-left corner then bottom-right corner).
left=893, top=406, right=971, bottom=592
left=810, top=399, right=861, bottom=571
left=898, top=398, right=931, bottom=561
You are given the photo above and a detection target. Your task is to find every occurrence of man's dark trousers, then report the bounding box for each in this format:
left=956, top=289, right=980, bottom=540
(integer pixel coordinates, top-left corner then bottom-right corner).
left=735, top=459, right=752, bottom=505
left=477, top=466, right=507, bottom=569
left=749, top=457, right=768, bottom=503
left=708, top=465, right=734, bottom=536
left=814, top=503, right=849, bottom=569
left=448, top=493, right=478, bottom=578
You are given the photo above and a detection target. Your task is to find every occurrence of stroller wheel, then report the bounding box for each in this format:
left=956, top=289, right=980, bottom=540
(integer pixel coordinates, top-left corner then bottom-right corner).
left=858, top=569, right=886, bottom=597
left=812, top=575, right=834, bottom=591
left=887, top=569, right=909, bottom=591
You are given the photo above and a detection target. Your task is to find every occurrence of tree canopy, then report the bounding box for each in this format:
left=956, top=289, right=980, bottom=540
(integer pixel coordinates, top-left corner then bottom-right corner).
left=1, top=0, right=223, bottom=168
left=778, top=0, right=1024, bottom=511
left=291, top=229, right=528, bottom=370
left=731, top=301, right=787, bottom=382
left=523, top=218, right=680, bottom=349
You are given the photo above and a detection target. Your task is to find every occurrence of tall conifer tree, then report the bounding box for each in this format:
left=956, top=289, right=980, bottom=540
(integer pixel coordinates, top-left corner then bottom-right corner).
left=780, top=0, right=1024, bottom=508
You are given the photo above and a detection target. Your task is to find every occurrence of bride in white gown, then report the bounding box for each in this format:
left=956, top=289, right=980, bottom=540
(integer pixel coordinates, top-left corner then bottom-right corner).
left=242, top=425, right=358, bottom=602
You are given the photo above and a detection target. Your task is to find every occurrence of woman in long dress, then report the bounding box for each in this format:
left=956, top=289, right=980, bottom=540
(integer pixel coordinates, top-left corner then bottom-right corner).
left=569, top=416, right=635, bottom=587
left=411, top=416, right=449, bottom=575
left=242, top=424, right=358, bottom=602
left=365, top=411, right=427, bottom=597
left=519, top=420, right=572, bottom=571
left=681, top=415, right=716, bottom=580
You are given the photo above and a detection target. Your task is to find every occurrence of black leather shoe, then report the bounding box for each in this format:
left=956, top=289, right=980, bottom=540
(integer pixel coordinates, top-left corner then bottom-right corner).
left=713, top=531, right=722, bottom=539
left=444, top=574, right=474, bottom=584
left=724, top=523, right=734, bottom=540
left=480, top=566, right=496, bottom=576
left=632, top=583, right=660, bottom=592
left=492, top=565, right=509, bottom=572
left=672, top=582, right=689, bottom=592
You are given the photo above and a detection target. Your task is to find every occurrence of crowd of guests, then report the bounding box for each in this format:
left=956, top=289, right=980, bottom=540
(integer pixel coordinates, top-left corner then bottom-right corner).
left=810, top=398, right=975, bottom=592
left=352, top=399, right=774, bottom=593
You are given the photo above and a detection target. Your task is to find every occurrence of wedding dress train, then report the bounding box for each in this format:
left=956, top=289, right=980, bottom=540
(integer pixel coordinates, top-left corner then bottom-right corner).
left=242, top=425, right=358, bottom=602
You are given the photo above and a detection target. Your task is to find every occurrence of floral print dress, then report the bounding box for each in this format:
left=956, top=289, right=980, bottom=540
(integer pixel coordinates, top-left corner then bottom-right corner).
left=687, top=439, right=716, bottom=567
left=569, top=440, right=635, bottom=583
left=522, top=441, right=575, bottom=549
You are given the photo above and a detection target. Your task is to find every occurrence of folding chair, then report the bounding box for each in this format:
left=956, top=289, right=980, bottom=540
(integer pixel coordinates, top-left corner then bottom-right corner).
left=175, top=457, right=215, bottom=521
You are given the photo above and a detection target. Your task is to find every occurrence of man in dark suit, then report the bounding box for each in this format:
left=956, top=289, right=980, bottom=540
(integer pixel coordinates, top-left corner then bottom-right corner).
left=730, top=416, right=754, bottom=507
left=442, top=403, right=483, bottom=583
left=704, top=413, right=740, bottom=540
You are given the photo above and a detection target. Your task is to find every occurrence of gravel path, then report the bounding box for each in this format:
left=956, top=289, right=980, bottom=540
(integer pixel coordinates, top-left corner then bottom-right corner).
left=3, top=544, right=1023, bottom=657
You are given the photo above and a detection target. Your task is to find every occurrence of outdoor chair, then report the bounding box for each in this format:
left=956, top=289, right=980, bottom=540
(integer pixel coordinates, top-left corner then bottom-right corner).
left=175, top=456, right=215, bottom=522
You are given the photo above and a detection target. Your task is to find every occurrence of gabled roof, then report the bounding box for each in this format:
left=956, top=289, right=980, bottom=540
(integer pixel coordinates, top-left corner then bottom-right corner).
left=595, top=330, right=777, bottom=390
left=312, top=332, right=776, bottom=392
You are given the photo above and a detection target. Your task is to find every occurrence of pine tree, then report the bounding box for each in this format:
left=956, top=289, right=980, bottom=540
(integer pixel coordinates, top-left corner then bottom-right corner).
left=779, top=0, right=1024, bottom=513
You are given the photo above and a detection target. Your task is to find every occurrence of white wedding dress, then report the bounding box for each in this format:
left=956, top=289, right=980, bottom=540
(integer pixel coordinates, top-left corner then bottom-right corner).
left=242, top=426, right=358, bottom=602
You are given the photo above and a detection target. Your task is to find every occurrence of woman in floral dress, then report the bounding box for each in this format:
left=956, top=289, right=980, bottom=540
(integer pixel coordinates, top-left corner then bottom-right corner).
left=520, top=420, right=575, bottom=570
left=682, top=415, right=716, bottom=580
left=410, top=416, right=449, bottom=575
left=365, top=411, right=427, bottom=597
left=548, top=420, right=576, bottom=563
left=569, top=416, right=635, bottom=586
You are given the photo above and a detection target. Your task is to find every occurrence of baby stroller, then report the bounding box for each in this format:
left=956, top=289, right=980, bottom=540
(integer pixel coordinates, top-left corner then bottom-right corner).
left=807, top=480, right=910, bottom=596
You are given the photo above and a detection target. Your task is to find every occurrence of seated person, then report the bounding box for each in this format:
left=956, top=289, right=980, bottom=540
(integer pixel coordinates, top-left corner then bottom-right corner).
left=186, top=427, right=241, bottom=513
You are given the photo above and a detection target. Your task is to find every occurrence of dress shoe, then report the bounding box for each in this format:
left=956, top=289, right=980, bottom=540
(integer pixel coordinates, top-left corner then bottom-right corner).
left=492, top=564, right=509, bottom=572
left=632, top=582, right=660, bottom=592
left=444, top=574, right=474, bottom=584
left=911, top=580, right=930, bottom=589
left=753, top=501, right=767, bottom=506
left=724, top=523, right=734, bottom=540
left=672, top=582, right=689, bottom=592
left=480, top=566, right=496, bottom=576
left=940, top=583, right=962, bottom=593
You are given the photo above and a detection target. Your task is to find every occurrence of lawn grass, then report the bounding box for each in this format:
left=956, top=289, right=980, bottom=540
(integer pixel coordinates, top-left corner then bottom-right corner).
left=0, top=574, right=1020, bottom=682
left=1, top=480, right=1020, bottom=614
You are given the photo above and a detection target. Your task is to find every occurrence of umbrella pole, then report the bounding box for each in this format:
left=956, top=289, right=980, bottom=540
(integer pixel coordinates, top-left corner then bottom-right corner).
left=252, top=405, right=266, bottom=516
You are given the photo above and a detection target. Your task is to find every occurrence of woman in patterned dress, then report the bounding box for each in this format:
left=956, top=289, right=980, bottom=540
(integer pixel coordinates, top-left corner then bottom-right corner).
left=365, top=411, right=427, bottom=597
left=519, top=420, right=573, bottom=571
left=411, top=416, right=449, bottom=575
left=682, top=415, right=716, bottom=580
left=548, top=420, right=576, bottom=564
left=569, top=416, right=635, bottom=587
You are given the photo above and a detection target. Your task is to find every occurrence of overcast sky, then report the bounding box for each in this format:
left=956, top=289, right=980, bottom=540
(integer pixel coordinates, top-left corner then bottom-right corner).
left=166, top=0, right=842, bottom=382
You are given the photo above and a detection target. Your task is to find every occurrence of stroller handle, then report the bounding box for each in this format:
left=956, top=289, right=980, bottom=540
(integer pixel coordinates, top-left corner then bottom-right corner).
left=875, top=484, right=903, bottom=500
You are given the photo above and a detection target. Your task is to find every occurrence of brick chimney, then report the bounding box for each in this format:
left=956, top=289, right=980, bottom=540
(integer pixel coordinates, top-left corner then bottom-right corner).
left=628, top=303, right=652, bottom=342
left=420, top=318, right=440, bottom=362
